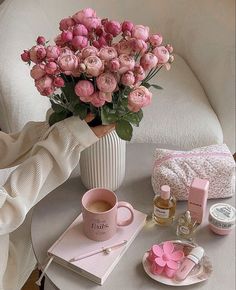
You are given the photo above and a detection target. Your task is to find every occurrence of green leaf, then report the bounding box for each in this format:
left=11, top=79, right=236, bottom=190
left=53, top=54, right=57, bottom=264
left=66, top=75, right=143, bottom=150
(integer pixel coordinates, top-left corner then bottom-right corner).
left=101, top=107, right=118, bottom=125
left=142, top=82, right=151, bottom=88
left=151, top=84, right=163, bottom=90
left=123, top=110, right=143, bottom=127
left=73, top=103, right=88, bottom=120
left=61, top=83, right=78, bottom=103
left=48, top=111, right=68, bottom=126
left=115, top=120, right=133, bottom=141
left=50, top=100, right=65, bottom=113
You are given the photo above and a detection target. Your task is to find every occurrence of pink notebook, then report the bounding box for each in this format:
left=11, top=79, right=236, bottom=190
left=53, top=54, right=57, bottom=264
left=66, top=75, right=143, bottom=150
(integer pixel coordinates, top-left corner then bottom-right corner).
left=48, top=208, right=147, bottom=285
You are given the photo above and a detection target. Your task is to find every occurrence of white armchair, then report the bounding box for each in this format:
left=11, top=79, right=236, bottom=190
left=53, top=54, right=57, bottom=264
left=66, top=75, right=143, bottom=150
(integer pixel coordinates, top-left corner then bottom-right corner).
left=0, top=0, right=235, bottom=288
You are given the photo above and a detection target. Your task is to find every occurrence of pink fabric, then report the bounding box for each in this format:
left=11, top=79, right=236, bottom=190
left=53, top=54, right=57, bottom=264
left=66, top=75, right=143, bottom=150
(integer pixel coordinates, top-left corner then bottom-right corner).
left=152, top=144, right=235, bottom=200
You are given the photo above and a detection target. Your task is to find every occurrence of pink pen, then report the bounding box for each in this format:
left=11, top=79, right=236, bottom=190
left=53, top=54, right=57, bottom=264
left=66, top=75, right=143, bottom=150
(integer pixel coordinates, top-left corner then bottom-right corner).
left=175, top=246, right=204, bottom=281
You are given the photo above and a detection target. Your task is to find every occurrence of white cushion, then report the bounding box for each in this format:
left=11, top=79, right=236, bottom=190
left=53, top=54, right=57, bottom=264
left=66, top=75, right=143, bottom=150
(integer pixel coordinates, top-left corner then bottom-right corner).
left=132, top=54, right=223, bottom=149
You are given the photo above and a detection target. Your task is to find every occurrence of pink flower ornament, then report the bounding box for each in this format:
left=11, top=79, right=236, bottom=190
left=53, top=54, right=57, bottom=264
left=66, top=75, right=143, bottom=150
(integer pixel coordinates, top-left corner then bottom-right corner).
left=148, top=241, right=184, bottom=278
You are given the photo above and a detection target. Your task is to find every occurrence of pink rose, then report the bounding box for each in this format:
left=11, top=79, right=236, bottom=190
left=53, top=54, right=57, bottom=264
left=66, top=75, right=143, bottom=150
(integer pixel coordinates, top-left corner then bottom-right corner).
left=21, top=50, right=30, bottom=62
left=104, top=20, right=121, bottom=37
left=72, top=8, right=96, bottom=24
left=90, top=92, right=106, bottom=107
left=59, top=17, right=75, bottom=31
left=54, top=34, right=64, bottom=46
left=45, top=62, right=58, bottom=74
left=71, top=36, right=88, bottom=50
left=73, top=24, right=88, bottom=36
left=96, top=72, right=117, bottom=93
left=75, top=80, right=94, bottom=101
left=130, top=38, right=148, bottom=55
left=149, top=34, right=163, bottom=47
left=165, top=44, right=174, bottom=53
left=83, top=17, right=101, bottom=31
left=122, top=21, right=134, bottom=32
left=153, top=46, right=170, bottom=64
left=46, top=46, right=61, bottom=61
left=118, top=54, right=135, bottom=74
left=36, top=36, right=46, bottom=45
left=29, top=45, right=46, bottom=63
left=109, top=58, right=120, bottom=72
left=58, top=54, right=78, bottom=75
left=140, top=53, right=158, bottom=71
left=95, top=26, right=104, bottom=37
left=99, top=46, right=117, bottom=61
left=53, top=77, right=65, bottom=88
left=128, top=86, right=152, bottom=112
left=81, top=46, right=98, bottom=58
left=30, top=64, right=45, bottom=80
left=117, top=40, right=133, bottom=55
left=61, top=31, right=73, bottom=43
left=104, top=33, right=113, bottom=44
left=134, top=65, right=146, bottom=81
left=93, top=36, right=107, bottom=48
left=84, top=55, right=103, bottom=76
left=121, top=71, right=135, bottom=86
left=132, top=25, right=149, bottom=41
left=98, top=91, right=112, bottom=102
left=35, top=75, right=54, bottom=96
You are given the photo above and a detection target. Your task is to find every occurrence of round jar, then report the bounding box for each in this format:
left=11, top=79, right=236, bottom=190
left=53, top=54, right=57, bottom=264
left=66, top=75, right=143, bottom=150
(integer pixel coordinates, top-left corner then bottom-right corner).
left=208, top=203, right=235, bottom=235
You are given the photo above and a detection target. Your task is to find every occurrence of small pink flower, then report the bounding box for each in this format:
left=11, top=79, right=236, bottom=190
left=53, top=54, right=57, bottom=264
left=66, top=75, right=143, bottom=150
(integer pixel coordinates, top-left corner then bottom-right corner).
left=96, top=72, right=117, bottom=93
left=46, top=46, right=61, bottom=61
left=30, top=64, right=46, bottom=80
left=71, top=36, right=88, bottom=50
left=59, top=17, right=75, bottom=31
left=98, top=91, right=112, bottom=102
left=99, top=46, right=117, bottom=61
left=21, top=50, right=30, bottom=62
left=132, top=25, right=149, bottom=41
left=149, top=34, right=163, bottom=47
left=83, top=17, right=101, bottom=31
left=95, top=26, right=104, bottom=37
left=122, top=21, right=134, bottom=32
left=54, top=34, right=64, bottom=46
left=73, top=24, right=88, bottom=36
left=81, top=46, right=98, bottom=58
left=75, top=80, right=94, bottom=100
left=104, top=33, right=113, bottom=44
left=93, top=36, right=107, bottom=48
left=72, top=8, right=97, bottom=24
left=140, top=53, right=158, bottom=71
left=153, top=46, right=170, bottom=64
left=35, top=75, right=54, bottom=96
left=61, top=31, right=73, bottom=43
left=128, top=86, right=152, bottom=112
left=90, top=91, right=106, bottom=107
left=130, top=38, right=148, bottom=55
left=36, top=36, right=46, bottom=45
left=53, top=77, right=64, bottom=88
left=84, top=55, right=103, bottom=76
left=29, top=45, right=46, bottom=63
left=109, top=58, right=120, bottom=72
left=117, top=40, right=133, bottom=55
left=165, top=44, right=174, bottom=53
left=121, top=71, right=135, bottom=86
left=104, top=20, right=121, bottom=37
left=57, top=53, right=78, bottom=75
left=118, top=54, right=135, bottom=74
left=134, top=65, right=146, bottom=81
left=45, top=62, right=58, bottom=74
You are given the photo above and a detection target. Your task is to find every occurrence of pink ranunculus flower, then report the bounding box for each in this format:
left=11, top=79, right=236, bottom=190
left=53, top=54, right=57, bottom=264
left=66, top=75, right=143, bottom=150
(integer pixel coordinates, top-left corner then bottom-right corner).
left=71, top=36, right=88, bottom=50
left=121, top=71, right=135, bottom=86
left=46, top=45, right=60, bottom=61
left=61, top=31, right=73, bottom=43
left=117, top=40, right=133, bottom=55
left=99, top=91, right=112, bottom=102
left=75, top=80, right=94, bottom=100
left=45, top=62, right=58, bottom=74
left=153, top=46, right=170, bottom=64
left=29, top=45, right=46, bottom=63
left=21, top=50, right=30, bottom=62
left=104, top=20, right=121, bottom=37
left=134, top=65, right=146, bottom=81
left=90, top=91, right=106, bottom=107
left=72, top=8, right=97, bottom=24
left=53, top=76, right=65, bottom=88
left=30, top=64, right=46, bottom=80
left=109, top=58, right=120, bottom=72
left=149, top=34, right=163, bottom=47
left=54, top=34, right=64, bottom=46
left=57, top=53, right=78, bottom=75
left=81, top=46, right=98, bottom=58
left=36, top=36, right=46, bottom=45
left=128, top=86, right=152, bottom=112
left=140, top=52, right=158, bottom=71
left=99, top=46, right=117, bottom=61
left=84, top=55, right=103, bottom=76
left=122, top=21, right=134, bottom=32
left=130, top=38, right=148, bottom=55
left=83, top=17, right=101, bottom=31
left=118, top=54, right=135, bottom=74
left=73, top=24, right=88, bottom=36
left=59, top=17, right=75, bottom=31
left=35, top=75, right=54, bottom=96
left=132, top=25, right=149, bottom=41
left=96, top=72, right=117, bottom=93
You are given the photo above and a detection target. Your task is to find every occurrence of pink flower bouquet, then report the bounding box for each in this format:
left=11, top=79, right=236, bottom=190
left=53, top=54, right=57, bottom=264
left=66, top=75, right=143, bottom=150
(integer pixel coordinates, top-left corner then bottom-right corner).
left=21, top=8, right=174, bottom=141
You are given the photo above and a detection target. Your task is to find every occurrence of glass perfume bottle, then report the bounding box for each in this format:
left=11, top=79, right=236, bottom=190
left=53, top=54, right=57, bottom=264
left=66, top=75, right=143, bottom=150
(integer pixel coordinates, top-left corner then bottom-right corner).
left=153, top=185, right=176, bottom=226
left=176, top=211, right=198, bottom=240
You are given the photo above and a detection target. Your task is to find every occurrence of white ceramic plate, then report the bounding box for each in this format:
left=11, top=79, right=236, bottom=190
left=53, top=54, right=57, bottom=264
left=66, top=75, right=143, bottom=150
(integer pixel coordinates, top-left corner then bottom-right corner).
left=142, top=240, right=213, bottom=287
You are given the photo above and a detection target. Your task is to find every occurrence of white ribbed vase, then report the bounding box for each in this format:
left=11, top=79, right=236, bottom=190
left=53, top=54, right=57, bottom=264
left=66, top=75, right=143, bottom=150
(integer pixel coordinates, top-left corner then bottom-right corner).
left=80, top=131, right=126, bottom=191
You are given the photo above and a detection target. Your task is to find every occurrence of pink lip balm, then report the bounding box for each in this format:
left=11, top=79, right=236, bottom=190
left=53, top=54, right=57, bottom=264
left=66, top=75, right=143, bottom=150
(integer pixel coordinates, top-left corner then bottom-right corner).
left=175, top=246, right=204, bottom=281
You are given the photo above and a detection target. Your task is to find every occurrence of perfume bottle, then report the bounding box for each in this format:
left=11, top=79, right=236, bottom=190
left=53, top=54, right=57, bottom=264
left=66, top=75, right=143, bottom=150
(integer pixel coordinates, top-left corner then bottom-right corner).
left=153, top=185, right=176, bottom=226
left=176, top=211, right=198, bottom=240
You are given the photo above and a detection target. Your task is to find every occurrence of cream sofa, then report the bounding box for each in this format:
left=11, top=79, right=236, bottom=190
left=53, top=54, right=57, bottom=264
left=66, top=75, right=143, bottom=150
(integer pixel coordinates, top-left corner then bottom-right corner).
left=0, top=0, right=235, bottom=289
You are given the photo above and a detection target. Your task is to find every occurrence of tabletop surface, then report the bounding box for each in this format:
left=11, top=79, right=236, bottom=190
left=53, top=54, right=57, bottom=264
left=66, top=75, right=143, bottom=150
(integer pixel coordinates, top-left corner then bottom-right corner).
left=31, top=144, right=235, bottom=290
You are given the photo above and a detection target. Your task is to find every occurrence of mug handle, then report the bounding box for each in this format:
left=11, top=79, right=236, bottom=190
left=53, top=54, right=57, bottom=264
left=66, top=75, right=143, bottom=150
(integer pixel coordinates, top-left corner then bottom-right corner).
left=117, top=201, right=134, bottom=226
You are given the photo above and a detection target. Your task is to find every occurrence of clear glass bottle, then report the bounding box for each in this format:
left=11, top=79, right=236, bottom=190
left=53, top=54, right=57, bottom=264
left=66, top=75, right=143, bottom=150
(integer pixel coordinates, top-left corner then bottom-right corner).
left=153, top=185, right=176, bottom=226
left=176, top=210, right=198, bottom=240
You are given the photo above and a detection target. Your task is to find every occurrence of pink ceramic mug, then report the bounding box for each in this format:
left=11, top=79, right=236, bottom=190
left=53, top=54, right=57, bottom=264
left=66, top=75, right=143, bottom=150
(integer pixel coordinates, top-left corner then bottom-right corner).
left=82, top=188, right=134, bottom=241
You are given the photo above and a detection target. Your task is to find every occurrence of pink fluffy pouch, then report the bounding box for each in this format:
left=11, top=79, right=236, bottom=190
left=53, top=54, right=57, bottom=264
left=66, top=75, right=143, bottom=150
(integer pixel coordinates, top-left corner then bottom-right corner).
left=151, top=144, right=235, bottom=200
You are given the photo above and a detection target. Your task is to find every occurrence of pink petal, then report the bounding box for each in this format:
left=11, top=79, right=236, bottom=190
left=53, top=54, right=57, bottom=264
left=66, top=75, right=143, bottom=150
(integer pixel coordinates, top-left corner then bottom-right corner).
left=152, top=245, right=163, bottom=257
left=169, top=250, right=184, bottom=261
left=155, top=257, right=166, bottom=267
left=163, top=241, right=174, bottom=255
left=167, top=260, right=179, bottom=270
left=164, top=267, right=176, bottom=278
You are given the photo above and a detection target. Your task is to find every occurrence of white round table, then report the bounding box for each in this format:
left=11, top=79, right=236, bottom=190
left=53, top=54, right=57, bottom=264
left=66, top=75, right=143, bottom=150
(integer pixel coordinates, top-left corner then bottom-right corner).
left=31, top=144, right=235, bottom=290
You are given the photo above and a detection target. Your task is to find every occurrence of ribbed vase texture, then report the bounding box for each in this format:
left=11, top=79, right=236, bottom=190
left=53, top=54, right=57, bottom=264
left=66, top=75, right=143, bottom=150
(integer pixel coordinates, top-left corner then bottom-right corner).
left=80, top=131, right=126, bottom=191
